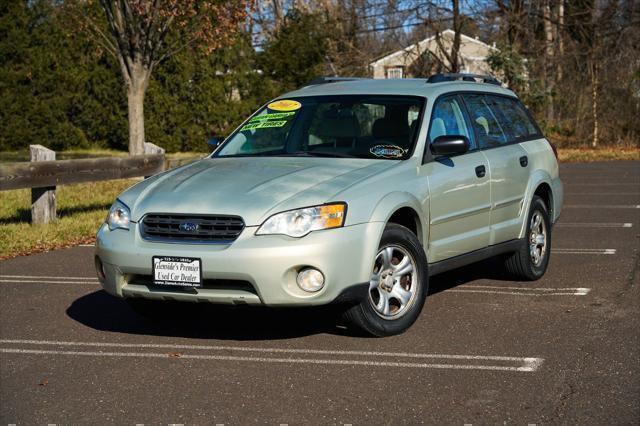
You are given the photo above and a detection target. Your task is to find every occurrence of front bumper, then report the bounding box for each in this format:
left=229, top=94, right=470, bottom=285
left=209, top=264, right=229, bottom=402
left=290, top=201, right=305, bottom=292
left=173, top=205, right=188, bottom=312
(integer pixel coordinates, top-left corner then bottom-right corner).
left=95, top=221, right=384, bottom=306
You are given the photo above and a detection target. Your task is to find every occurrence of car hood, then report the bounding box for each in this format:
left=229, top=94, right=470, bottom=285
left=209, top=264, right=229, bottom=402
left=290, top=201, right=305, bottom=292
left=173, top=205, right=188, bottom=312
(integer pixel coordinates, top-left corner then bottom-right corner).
left=120, top=156, right=396, bottom=226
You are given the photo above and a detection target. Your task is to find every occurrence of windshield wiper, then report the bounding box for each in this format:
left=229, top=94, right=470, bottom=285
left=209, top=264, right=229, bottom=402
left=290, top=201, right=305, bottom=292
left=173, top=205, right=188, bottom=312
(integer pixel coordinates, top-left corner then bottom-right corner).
left=291, top=151, right=356, bottom=158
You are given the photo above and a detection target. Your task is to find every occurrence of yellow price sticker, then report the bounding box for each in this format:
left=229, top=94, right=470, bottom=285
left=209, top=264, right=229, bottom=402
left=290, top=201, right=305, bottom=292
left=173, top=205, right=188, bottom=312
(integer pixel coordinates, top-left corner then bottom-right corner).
left=267, top=99, right=302, bottom=112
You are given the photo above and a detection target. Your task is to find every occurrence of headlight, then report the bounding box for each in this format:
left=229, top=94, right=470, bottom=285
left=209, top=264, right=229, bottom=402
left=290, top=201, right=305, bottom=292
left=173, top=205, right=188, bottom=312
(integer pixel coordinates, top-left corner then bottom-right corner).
left=256, top=203, right=347, bottom=238
left=106, top=200, right=131, bottom=231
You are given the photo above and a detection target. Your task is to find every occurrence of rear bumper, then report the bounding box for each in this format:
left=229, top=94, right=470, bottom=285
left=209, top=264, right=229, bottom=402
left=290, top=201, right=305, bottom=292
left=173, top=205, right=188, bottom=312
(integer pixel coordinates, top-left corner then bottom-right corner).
left=95, top=221, right=383, bottom=306
left=551, top=176, right=563, bottom=224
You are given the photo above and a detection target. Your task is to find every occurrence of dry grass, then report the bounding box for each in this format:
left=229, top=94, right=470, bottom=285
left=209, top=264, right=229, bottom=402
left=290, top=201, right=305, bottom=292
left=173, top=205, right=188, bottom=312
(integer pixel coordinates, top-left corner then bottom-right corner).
left=0, top=179, right=138, bottom=259
left=557, top=147, right=639, bottom=163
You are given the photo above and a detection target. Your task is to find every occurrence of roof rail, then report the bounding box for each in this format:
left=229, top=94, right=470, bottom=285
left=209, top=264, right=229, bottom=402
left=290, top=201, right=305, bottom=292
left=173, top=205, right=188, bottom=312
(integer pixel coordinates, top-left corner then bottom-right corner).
left=307, top=77, right=369, bottom=86
left=427, top=73, right=502, bottom=86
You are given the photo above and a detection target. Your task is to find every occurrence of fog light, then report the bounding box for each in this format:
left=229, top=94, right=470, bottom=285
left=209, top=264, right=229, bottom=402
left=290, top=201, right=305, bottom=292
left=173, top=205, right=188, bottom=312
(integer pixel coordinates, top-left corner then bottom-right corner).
left=296, top=268, right=325, bottom=292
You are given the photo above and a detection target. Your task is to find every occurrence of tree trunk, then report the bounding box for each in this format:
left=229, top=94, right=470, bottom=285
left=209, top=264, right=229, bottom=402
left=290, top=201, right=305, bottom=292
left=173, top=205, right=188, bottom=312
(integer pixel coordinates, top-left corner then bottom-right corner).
left=451, top=0, right=461, bottom=73
left=126, top=65, right=150, bottom=156
left=591, top=63, right=599, bottom=148
left=543, top=0, right=555, bottom=122
left=557, top=0, right=564, bottom=81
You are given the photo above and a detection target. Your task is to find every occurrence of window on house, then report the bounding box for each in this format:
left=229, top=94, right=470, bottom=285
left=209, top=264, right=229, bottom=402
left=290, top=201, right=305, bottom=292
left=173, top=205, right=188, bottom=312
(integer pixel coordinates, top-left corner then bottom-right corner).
left=386, top=67, right=403, bottom=79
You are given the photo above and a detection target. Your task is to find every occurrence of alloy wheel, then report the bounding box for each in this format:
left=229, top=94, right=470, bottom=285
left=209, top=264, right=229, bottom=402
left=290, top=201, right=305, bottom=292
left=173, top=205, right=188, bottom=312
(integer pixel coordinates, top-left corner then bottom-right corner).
left=368, top=245, right=418, bottom=319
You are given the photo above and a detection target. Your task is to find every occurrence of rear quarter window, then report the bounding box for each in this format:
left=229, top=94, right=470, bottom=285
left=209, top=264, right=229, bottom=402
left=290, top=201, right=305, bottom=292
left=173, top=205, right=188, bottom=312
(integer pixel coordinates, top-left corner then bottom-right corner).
left=488, top=96, right=541, bottom=141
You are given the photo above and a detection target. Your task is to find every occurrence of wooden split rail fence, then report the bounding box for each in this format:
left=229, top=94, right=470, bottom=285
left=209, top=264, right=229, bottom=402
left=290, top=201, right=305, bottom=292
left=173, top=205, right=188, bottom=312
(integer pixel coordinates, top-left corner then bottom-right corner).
left=0, top=143, right=193, bottom=224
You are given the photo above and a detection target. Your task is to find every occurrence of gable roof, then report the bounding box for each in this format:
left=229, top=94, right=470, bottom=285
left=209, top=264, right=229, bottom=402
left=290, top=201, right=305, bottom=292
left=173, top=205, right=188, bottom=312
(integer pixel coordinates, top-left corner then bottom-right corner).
left=369, top=29, right=496, bottom=67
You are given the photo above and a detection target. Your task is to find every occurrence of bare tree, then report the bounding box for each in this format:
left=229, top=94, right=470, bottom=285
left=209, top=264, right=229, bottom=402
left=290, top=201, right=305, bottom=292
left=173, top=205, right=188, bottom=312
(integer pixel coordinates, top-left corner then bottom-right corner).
left=74, top=0, right=249, bottom=155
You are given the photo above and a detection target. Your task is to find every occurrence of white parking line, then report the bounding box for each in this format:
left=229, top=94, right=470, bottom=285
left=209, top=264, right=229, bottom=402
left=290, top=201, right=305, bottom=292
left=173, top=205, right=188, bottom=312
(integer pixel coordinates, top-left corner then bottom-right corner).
left=566, top=183, right=639, bottom=186
left=0, top=339, right=543, bottom=372
left=0, top=279, right=98, bottom=285
left=553, top=248, right=616, bottom=255
left=563, top=204, right=639, bottom=209
left=556, top=223, right=633, bottom=228
left=0, top=275, right=98, bottom=281
left=0, top=348, right=543, bottom=372
left=447, top=285, right=590, bottom=296
left=565, top=192, right=640, bottom=195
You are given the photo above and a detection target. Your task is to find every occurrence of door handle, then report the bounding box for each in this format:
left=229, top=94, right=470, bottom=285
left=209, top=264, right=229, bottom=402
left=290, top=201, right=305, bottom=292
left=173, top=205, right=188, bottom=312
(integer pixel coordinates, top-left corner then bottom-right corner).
left=475, top=165, right=486, bottom=178
left=519, top=156, right=528, bottom=167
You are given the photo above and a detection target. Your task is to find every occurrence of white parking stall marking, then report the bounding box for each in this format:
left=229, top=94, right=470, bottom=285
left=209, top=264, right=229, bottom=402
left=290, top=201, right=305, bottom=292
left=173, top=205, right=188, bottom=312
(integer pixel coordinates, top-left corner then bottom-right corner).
left=0, top=279, right=98, bottom=285
left=0, top=339, right=543, bottom=372
left=0, top=275, right=98, bottom=281
left=0, top=275, right=98, bottom=285
left=566, top=183, right=640, bottom=186
left=447, top=285, right=590, bottom=296
left=564, top=192, right=640, bottom=195
left=552, top=248, right=616, bottom=255
left=556, top=223, right=633, bottom=228
left=78, top=244, right=95, bottom=247
left=563, top=204, right=640, bottom=209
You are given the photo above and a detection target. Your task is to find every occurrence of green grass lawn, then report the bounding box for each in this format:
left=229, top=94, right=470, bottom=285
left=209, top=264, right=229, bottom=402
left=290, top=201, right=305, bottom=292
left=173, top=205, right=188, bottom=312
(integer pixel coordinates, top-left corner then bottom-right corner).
left=0, top=179, right=138, bottom=259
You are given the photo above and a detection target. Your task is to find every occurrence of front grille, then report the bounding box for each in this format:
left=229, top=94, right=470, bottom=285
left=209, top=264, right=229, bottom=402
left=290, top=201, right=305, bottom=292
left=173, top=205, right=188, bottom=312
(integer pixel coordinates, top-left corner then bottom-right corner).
left=140, top=213, right=244, bottom=243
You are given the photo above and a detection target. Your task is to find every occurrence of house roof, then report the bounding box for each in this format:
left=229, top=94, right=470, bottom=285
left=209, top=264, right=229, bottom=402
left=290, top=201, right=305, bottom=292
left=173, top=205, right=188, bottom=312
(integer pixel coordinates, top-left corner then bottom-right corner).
left=369, top=29, right=496, bottom=67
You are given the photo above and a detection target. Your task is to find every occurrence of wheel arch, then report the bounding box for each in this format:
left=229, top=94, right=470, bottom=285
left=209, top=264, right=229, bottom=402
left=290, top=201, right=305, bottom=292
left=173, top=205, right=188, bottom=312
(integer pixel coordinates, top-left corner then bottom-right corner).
left=519, top=171, right=555, bottom=238
left=533, top=182, right=554, bottom=218
left=369, top=192, right=428, bottom=247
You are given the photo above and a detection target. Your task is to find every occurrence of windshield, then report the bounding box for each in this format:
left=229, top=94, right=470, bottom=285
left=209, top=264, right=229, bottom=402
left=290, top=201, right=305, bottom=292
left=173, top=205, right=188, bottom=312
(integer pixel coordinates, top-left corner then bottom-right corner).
left=215, top=95, right=425, bottom=160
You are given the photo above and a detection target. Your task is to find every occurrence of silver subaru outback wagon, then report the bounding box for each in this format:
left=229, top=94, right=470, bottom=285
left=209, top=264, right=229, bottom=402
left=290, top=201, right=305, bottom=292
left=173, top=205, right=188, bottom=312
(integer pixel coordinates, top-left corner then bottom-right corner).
left=96, top=74, right=563, bottom=336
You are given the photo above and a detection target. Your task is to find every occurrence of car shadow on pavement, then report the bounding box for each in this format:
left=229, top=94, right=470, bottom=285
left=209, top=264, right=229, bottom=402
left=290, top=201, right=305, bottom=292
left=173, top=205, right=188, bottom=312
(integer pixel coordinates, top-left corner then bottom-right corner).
left=66, top=290, right=358, bottom=340
left=67, top=258, right=515, bottom=340
left=428, top=257, right=516, bottom=295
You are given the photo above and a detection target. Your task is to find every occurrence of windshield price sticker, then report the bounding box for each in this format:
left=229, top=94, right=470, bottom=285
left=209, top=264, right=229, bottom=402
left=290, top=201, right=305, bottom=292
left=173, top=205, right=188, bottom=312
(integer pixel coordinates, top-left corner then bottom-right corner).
left=249, top=111, right=296, bottom=122
left=267, top=99, right=301, bottom=111
left=370, top=144, right=407, bottom=159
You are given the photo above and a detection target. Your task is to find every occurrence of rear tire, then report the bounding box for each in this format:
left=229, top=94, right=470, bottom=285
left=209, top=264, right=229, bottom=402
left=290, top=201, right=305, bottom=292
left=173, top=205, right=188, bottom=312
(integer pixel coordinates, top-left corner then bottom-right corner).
left=504, top=195, right=551, bottom=281
left=343, top=223, right=428, bottom=337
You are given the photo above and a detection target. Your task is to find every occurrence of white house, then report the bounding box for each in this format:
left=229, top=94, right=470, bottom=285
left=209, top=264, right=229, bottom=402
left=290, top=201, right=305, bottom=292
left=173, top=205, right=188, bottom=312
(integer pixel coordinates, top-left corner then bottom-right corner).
left=369, top=29, right=497, bottom=79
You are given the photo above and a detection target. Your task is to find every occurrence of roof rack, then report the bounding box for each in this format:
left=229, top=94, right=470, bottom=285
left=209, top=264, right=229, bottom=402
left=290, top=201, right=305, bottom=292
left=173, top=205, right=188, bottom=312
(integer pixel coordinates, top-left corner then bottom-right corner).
left=427, top=73, right=502, bottom=86
left=307, top=77, right=369, bottom=86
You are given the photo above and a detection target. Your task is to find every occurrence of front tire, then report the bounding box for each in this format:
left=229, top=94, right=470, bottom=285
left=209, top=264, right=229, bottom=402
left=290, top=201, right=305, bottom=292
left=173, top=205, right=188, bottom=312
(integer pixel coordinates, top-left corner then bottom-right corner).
left=343, top=223, right=429, bottom=337
left=504, top=195, right=552, bottom=280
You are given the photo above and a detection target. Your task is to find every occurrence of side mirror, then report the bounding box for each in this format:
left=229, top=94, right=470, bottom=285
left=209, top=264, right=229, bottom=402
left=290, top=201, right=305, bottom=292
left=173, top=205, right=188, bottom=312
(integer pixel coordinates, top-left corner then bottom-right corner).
left=207, top=136, right=224, bottom=152
left=430, top=135, right=470, bottom=156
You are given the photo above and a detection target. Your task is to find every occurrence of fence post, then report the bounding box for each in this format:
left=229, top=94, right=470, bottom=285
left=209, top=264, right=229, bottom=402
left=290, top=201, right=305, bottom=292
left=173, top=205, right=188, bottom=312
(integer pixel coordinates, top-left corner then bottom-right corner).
left=30, top=145, right=56, bottom=224
left=144, top=142, right=165, bottom=177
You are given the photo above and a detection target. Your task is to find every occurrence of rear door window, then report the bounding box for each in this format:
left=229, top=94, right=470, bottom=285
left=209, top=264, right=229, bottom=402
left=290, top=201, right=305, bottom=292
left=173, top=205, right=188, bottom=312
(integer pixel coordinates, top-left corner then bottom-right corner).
left=462, top=94, right=508, bottom=149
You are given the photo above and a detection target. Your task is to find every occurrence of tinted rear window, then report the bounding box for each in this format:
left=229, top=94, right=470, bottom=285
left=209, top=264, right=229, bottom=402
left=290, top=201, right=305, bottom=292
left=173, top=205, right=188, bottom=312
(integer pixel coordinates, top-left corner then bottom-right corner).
left=487, top=96, right=541, bottom=141
left=462, top=94, right=508, bottom=149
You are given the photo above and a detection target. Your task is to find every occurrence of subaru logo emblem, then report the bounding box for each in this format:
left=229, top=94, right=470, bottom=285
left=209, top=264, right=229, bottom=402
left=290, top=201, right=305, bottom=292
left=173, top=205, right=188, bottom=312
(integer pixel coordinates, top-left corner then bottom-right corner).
left=179, top=221, right=199, bottom=233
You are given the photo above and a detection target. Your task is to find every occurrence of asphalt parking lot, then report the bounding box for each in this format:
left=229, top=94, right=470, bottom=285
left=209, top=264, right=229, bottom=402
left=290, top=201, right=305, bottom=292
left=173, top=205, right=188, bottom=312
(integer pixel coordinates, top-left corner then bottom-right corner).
left=1, top=161, right=638, bottom=424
